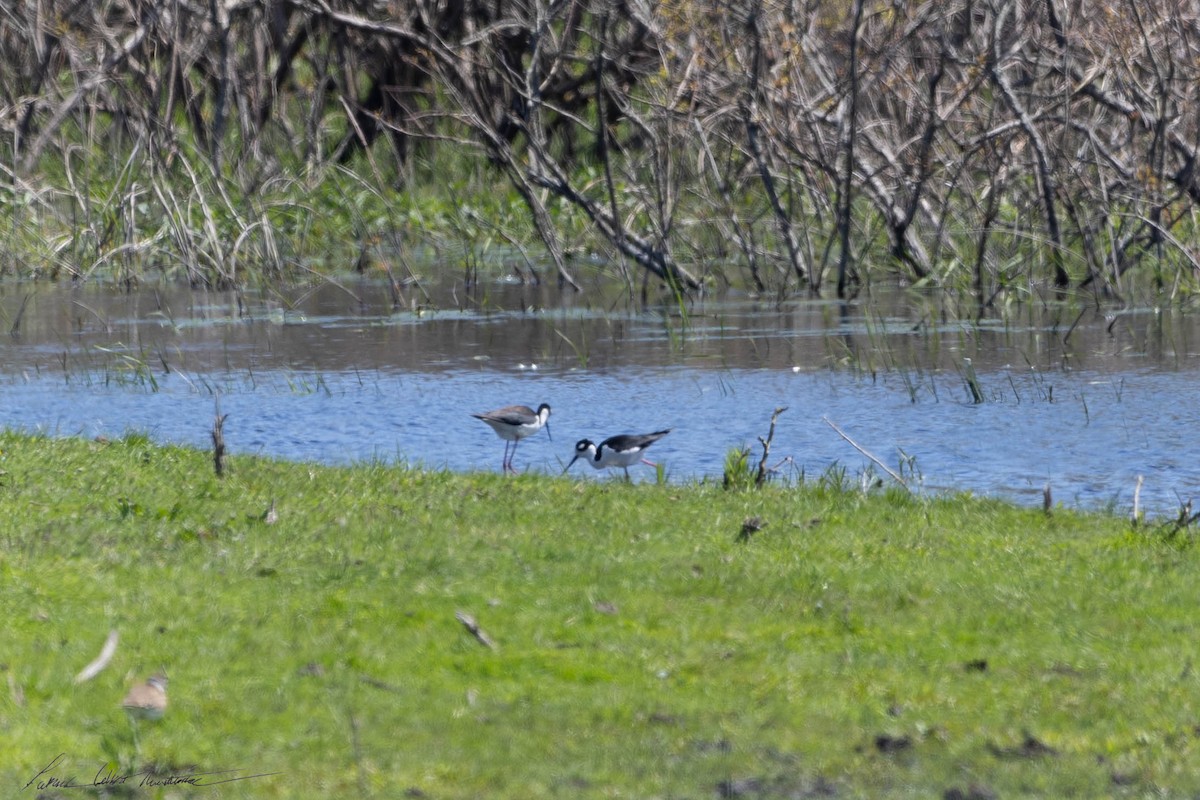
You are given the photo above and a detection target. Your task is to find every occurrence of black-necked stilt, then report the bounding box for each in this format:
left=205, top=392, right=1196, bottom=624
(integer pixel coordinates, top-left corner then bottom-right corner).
left=563, top=429, right=671, bottom=479
left=471, top=403, right=552, bottom=473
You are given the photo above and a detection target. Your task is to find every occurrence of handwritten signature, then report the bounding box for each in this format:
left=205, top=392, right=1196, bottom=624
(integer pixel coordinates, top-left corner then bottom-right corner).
left=24, top=754, right=281, bottom=791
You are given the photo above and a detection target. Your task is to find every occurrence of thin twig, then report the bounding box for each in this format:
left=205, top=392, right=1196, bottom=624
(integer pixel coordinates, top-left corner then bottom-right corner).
left=455, top=611, right=496, bottom=649
left=212, top=399, right=228, bottom=477
left=74, top=630, right=119, bottom=684
left=9, top=293, right=32, bottom=338
left=822, top=417, right=909, bottom=490
left=756, top=406, right=787, bottom=487
left=1132, top=475, right=1144, bottom=525
left=8, top=673, right=24, bottom=708
left=360, top=674, right=404, bottom=693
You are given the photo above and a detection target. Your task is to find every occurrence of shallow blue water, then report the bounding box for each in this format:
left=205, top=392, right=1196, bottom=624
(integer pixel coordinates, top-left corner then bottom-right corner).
left=0, top=358, right=1194, bottom=518
left=1, top=280, right=1197, bottom=515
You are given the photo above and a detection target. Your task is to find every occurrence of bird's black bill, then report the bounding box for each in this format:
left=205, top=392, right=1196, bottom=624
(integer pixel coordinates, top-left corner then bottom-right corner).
left=545, top=422, right=552, bottom=442
left=562, top=454, right=579, bottom=474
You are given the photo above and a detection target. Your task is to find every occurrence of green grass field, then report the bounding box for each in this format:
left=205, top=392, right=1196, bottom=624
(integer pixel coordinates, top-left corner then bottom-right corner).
left=2, top=432, right=1199, bottom=798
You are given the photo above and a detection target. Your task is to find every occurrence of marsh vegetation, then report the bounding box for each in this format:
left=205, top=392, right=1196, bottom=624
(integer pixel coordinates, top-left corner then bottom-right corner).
left=3, top=1, right=1200, bottom=304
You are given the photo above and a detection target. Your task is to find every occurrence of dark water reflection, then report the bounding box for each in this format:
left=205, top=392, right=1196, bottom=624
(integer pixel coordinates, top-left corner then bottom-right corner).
left=0, top=279, right=1197, bottom=517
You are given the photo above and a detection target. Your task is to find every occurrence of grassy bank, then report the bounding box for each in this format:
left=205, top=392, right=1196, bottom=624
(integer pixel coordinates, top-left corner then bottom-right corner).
left=2, top=432, right=1198, bottom=798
